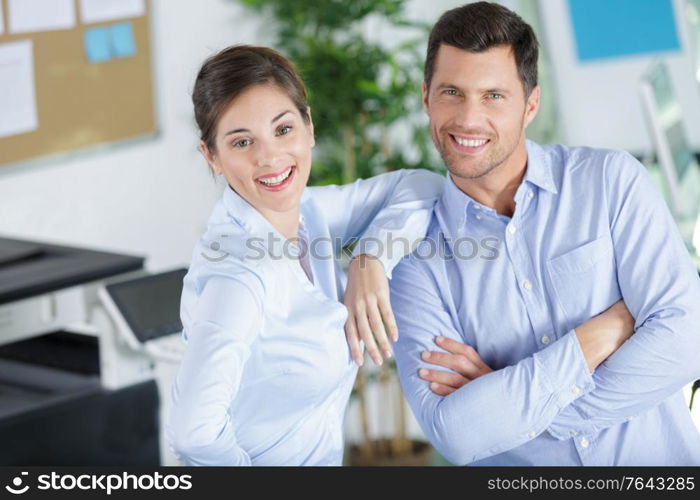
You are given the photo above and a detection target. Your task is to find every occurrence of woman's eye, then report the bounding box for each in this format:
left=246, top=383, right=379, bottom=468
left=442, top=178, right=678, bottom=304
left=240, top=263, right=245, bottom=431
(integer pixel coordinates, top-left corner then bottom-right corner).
left=277, top=125, right=293, bottom=136
left=233, top=138, right=252, bottom=148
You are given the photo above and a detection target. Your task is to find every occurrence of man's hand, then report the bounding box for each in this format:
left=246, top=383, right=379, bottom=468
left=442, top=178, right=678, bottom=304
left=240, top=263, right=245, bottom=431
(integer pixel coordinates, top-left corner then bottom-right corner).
left=419, top=336, right=493, bottom=396
left=344, top=254, right=398, bottom=366
left=575, top=299, right=635, bottom=372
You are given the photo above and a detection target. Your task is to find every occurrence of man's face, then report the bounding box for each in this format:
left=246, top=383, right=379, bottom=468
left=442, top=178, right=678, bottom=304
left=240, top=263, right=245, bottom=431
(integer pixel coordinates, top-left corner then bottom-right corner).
left=423, top=44, right=540, bottom=180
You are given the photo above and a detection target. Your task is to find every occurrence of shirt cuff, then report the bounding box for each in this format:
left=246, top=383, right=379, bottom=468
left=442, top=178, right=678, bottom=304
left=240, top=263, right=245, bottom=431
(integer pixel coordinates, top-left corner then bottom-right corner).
left=350, top=235, right=396, bottom=279
left=546, top=400, right=598, bottom=440
left=532, top=329, right=595, bottom=410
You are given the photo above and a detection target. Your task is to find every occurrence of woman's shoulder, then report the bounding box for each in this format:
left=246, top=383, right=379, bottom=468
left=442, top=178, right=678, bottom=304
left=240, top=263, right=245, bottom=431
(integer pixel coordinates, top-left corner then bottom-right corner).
left=186, top=205, right=269, bottom=297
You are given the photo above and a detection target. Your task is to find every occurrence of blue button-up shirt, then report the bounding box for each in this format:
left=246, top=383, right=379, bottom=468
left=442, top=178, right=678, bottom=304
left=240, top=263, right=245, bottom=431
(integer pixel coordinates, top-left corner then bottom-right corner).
left=390, top=140, right=700, bottom=465
left=166, top=169, right=443, bottom=466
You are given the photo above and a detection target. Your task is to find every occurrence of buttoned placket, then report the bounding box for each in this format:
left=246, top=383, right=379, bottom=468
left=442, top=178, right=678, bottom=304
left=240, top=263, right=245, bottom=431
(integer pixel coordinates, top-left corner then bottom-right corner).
left=502, top=185, right=555, bottom=351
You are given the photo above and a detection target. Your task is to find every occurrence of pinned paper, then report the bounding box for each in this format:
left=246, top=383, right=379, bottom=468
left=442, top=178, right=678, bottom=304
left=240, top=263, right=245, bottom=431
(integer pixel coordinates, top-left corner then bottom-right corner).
left=7, top=0, right=75, bottom=34
left=79, top=0, right=145, bottom=24
left=0, top=40, right=39, bottom=139
left=110, top=22, right=137, bottom=58
left=84, top=27, right=111, bottom=63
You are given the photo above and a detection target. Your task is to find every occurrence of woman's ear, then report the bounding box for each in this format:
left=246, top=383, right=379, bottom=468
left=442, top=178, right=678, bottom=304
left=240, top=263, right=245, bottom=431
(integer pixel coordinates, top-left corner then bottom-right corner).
left=306, top=107, right=315, bottom=148
left=199, top=140, right=221, bottom=175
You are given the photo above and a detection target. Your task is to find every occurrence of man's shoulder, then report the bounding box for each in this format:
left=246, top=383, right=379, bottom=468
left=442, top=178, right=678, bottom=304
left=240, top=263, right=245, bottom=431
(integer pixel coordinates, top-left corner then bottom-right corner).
left=391, top=216, right=446, bottom=284
left=533, top=141, right=644, bottom=187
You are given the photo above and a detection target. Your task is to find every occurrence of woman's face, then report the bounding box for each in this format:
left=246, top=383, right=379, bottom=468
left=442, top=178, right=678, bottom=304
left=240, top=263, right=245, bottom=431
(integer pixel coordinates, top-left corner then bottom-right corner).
left=202, top=84, right=314, bottom=219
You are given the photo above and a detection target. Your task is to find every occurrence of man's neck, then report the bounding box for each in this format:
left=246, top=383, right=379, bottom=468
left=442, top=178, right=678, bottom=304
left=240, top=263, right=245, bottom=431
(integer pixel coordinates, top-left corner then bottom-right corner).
left=452, top=139, right=528, bottom=218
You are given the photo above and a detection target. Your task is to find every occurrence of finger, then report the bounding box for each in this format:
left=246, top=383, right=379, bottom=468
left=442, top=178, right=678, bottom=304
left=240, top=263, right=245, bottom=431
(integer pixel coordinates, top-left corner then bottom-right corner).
left=419, top=368, right=469, bottom=389
left=344, top=315, right=364, bottom=366
left=422, top=351, right=481, bottom=378
left=367, top=302, right=393, bottom=359
left=378, top=296, right=399, bottom=342
left=435, top=336, right=492, bottom=373
left=356, top=307, right=382, bottom=365
left=428, top=382, right=456, bottom=396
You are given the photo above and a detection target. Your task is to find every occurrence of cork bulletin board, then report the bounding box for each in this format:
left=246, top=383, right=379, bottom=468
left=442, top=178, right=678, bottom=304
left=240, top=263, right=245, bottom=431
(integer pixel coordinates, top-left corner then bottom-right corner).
left=0, top=0, right=156, bottom=167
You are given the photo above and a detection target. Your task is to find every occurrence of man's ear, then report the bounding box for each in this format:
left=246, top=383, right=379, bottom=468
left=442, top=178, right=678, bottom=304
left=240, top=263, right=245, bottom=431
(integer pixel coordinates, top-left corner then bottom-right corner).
left=422, top=81, right=430, bottom=113
left=199, top=140, right=221, bottom=175
left=523, top=85, right=541, bottom=129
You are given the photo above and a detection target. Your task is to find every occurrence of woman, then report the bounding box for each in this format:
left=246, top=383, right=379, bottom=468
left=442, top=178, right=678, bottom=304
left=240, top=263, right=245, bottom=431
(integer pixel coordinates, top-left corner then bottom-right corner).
left=165, top=45, right=445, bottom=466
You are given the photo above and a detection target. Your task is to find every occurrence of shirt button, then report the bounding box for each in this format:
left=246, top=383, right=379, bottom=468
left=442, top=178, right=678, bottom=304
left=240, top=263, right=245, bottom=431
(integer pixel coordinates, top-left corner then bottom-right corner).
left=626, top=415, right=636, bottom=421
left=527, top=431, right=536, bottom=439
left=572, top=385, right=581, bottom=395
left=523, top=280, right=533, bottom=291
left=475, top=215, right=482, bottom=220
left=508, top=225, right=516, bottom=235
left=541, top=335, right=550, bottom=345
left=528, top=190, right=534, bottom=199
left=580, top=437, right=589, bottom=448
left=569, top=430, right=579, bottom=437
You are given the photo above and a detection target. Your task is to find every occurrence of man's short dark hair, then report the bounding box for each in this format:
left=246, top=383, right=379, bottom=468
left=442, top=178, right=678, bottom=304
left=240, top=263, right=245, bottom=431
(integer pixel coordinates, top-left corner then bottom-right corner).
left=424, top=1, right=539, bottom=96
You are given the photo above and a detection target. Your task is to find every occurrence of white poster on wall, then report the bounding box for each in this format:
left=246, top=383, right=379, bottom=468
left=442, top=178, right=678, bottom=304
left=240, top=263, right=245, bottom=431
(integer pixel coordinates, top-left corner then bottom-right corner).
left=0, top=40, right=39, bottom=139
left=7, top=0, right=76, bottom=34
left=0, top=2, right=5, bottom=35
left=79, top=0, right=145, bottom=24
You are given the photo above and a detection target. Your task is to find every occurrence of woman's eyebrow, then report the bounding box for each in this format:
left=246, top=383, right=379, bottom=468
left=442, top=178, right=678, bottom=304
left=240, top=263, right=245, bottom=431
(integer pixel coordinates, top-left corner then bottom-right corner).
left=223, top=110, right=292, bottom=136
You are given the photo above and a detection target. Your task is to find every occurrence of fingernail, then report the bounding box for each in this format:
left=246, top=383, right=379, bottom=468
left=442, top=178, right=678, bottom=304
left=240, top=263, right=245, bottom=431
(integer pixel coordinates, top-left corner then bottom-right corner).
left=384, top=349, right=393, bottom=359
left=421, top=351, right=430, bottom=360
left=430, top=382, right=438, bottom=390
left=435, top=336, right=444, bottom=343
left=419, top=368, right=428, bottom=377
left=376, top=358, right=383, bottom=366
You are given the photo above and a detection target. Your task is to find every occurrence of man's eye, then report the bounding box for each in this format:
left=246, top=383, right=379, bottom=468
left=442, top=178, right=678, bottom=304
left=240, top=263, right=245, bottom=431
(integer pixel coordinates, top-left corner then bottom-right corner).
left=443, top=89, right=458, bottom=96
left=277, top=125, right=293, bottom=136
left=488, top=93, right=504, bottom=100
left=234, top=138, right=252, bottom=148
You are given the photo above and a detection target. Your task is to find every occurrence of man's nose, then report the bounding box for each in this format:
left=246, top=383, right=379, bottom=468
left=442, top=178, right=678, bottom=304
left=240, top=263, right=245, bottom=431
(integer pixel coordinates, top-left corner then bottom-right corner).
left=454, top=98, right=484, bottom=129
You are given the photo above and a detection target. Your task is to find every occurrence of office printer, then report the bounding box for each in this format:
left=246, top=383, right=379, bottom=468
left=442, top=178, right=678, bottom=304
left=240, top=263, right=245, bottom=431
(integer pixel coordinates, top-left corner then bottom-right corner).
left=0, top=237, right=184, bottom=465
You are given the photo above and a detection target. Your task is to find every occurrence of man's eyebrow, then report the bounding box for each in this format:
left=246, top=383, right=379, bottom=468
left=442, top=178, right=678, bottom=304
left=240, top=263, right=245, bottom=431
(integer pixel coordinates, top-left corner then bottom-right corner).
left=223, top=110, right=293, bottom=137
left=433, top=83, right=512, bottom=95
left=434, top=82, right=461, bottom=92
left=480, top=88, right=511, bottom=95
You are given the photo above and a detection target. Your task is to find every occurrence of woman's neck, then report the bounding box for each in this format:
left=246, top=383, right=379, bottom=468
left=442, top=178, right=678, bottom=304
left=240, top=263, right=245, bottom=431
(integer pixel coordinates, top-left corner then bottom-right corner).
left=264, top=207, right=301, bottom=241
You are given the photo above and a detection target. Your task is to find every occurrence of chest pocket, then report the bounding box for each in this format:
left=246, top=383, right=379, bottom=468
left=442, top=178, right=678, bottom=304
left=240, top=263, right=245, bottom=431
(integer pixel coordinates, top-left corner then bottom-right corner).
left=547, top=234, right=621, bottom=329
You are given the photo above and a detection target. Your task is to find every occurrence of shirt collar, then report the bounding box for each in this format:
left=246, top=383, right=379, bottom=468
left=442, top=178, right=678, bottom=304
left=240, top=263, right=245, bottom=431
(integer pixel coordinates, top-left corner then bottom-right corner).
left=524, top=139, right=559, bottom=195
left=436, top=140, right=559, bottom=234
left=221, top=184, right=309, bottom=256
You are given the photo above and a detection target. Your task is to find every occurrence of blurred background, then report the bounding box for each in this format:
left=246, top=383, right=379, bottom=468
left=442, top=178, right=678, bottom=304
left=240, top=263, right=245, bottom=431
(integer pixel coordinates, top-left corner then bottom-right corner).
left=1, top=0, right=699, bottom=466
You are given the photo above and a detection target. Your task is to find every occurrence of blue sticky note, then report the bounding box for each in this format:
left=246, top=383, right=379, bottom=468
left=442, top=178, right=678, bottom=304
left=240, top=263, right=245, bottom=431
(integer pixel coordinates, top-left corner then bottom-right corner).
left=568, top=0, right=680, bottom=62
left=110, top=22, right=137, bottom=58
left=84, top=27, right=112, bottom=63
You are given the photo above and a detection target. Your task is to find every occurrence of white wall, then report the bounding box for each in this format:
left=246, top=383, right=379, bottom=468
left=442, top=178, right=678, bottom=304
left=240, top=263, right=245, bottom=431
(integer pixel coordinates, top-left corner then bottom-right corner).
left=0, top=0, right=270, bottom=271
left=540, top=0, right=700, bottom=154
left=3, top=0, right=700, bottom=270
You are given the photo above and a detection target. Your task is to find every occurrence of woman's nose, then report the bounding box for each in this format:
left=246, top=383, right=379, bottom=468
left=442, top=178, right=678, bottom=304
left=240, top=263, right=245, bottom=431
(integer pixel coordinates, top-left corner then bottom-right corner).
left=253, top=140, right=281, bottom=169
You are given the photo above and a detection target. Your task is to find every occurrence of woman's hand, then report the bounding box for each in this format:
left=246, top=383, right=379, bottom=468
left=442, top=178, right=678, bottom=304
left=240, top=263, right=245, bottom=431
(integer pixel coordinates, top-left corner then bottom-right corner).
left=344, top=254, right=398, bottom=366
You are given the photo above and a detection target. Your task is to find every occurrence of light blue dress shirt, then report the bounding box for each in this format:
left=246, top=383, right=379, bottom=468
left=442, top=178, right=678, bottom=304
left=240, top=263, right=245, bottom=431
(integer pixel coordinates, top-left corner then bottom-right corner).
left=166, top=169, right=443, bottom=466
left=390, top=140, right=700, bottom=466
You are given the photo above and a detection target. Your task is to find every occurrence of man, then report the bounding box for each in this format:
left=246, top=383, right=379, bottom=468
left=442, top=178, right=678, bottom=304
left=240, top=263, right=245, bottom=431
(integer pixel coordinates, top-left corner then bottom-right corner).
left=388, top=1, right=700, bottom=465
